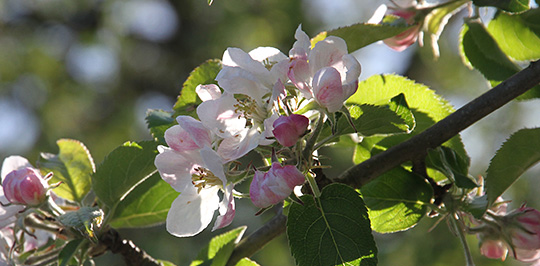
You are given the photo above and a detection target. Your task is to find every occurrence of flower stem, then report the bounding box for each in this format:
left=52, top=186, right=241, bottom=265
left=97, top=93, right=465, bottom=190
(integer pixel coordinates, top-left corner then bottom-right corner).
left=306, top=171, right=321, bottom=198
left=451, top=215, right=476, bottom=266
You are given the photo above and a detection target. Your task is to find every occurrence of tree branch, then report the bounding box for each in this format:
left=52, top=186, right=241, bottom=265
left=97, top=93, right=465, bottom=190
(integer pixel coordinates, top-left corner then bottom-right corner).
left=226, top=210, right=287, bottom=266
left=99, top=228, right=163, bottom=266
left=337, top=60, right=540, bottom=187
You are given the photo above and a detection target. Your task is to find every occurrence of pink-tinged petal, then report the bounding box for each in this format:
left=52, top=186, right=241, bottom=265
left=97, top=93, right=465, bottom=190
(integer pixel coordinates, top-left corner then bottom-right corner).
left=166, top=187, right=220, bottom=237
left=3, top=167, right=49, bottom=206
left=289, top=25, right=310, bottom=59
left=271, top=79, right=287, bottom=105
left=512, top=248, right=540, bottom=262
left=197, top=93, right=246, bottom=138
left=250, top=171, right=274, bottom=208
left=288, top=58, right=313, bottom=99
left=176, top=116, right=212, bottom=149
left=217, top=128, right=261, bottom=163
left=154, top=148, right=200, bottom=193
left=260, top=114, right=279, bottom=145
left=0, top=191, right=24, bottom=227
left=212, top=183, right=236, bottom=231
left=270, top=59, right=290, bottom=85
left=309, top=36, right=348, bottom=73
left=480, top=239, right=508, bottom=260
left=312, top=67, right=345, bottom=113
left=196, top=84, right=222, bottom=102
left=1, top=156, right=33, bottom=180
left=164, top=125, right=200, bottom=152
left=383, top=25, right=421, bottom=52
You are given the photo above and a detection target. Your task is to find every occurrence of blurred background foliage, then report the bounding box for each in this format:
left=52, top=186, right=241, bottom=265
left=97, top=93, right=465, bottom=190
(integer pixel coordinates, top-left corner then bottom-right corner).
left=1, top=0, right=539, bottom=265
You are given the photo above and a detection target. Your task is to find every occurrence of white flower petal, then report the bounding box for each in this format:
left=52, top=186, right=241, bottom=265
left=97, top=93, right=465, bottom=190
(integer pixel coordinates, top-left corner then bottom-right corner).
left=197, top=93, right=247, bottom=138
left=1, top=156, right=32, bottom=180
left=212, top=183, right=236, bottom=231
left=166, top=187, right=220, bottom=237
left=154, top=148, right=200, bottom=193
left=249, top=47, right=287, bottom=63
left=196, top=84, right=222, bottom=101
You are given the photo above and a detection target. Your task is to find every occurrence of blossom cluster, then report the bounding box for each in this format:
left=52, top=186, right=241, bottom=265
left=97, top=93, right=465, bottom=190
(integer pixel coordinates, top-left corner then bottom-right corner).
left=154, top=25, right=362, bottom=237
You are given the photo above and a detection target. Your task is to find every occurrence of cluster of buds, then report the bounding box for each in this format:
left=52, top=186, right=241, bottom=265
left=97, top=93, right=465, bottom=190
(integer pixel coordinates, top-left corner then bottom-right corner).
left=475, top=204, right=540, bottom=262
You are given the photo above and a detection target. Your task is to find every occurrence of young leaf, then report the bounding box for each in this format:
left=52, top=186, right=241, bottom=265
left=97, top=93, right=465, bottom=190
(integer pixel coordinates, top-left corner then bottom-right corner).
left=146, top=109, right=175, bottom=144
left=389, top=93, right=415, bottom=133
left=314, top=23, right=414, bottom=53
left=173, top=59, right=222, bottom=117
left=38, top=139, right=95, bottom=203
left=487, top=9, right=540, bottom=61
left=426, top=147, right=477, bottom=189
left=109, top=172, right=178, bottom=228
left=486, top=128, right=540, bottom=205
left=472, top=0, right=529, bottom=13
left=459, top=20, right=521, bottom=84
left=190, top=226, right=247, bottom=266
left=347, top=74, right=466, bottom=156
left=58, top=239, right=84, bottom=266
left=235, top=258, right=260, bottom=266
left=287, top=183, right=377, bottom=266
left=92, top=141, right=159, bottom=209
left=423, top=0, right=468, bottom=57
left=360, top=167, right=433, bottom=233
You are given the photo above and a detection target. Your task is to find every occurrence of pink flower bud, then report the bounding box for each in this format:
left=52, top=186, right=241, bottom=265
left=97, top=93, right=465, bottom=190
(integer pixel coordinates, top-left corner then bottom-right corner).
left=272, top=114, right=309, bottom=147
left=383, top=10, right=421, bottom=52
left=250, top=162, right=305, bottom=208
left=479, top=238, right=508, bottom=260
left=2, top=167, right=49, bottom=206
left=506, top=206, right=540, bottom=253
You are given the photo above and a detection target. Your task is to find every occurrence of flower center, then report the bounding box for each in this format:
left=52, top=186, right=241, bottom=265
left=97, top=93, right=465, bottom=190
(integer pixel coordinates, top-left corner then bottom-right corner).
left=233, top=96, right=268, bottom=126
left=191, top=167, right=223, bottom=193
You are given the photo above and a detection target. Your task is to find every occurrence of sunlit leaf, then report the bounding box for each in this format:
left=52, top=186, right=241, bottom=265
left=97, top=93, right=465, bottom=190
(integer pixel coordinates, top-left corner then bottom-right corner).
left=109, top=172, right=178, bottom=228
left=488, top=9, right=540, bottom=61
left=347, top=74, right=466, bottom=156
left=173, top=59, right=222, bottom=118
left=288, top=183, right=377, bottom=266
left=423, top=0, right=468, bottom=57
left=361, top=167, right=433, bottom=233
left=486, top=128, right=540, bottom=205
left=472, top=0, right=529, bottom=13
left=389, top=93, right=415, bottom=133
left=235, top=258, right=260, bottom=266
left=190, top=226, right=247, bottom=266
left=38, top=139, right=95, bottom=203
left=92, top=141, right=158, bottom=210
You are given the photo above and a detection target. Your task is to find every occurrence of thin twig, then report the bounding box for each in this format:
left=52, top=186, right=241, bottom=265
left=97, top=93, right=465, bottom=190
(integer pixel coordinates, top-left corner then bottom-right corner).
left=337, top=60, right=540, bottom=188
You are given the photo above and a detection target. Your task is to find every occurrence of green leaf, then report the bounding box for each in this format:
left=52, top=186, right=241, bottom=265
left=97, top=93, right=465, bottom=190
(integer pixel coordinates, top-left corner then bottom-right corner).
left=58, top=239, right=84, bottom=266
left=360, top=167, right=433, bottom=233
left=459, top=20, right=521, bottom=84
left=190, top=226, right=247, bottom=266
left=462, top=194, right=489, bottom=219
left=423, top=0, right=468, bottom=56
left=486, top=128, right=540, bottom=205
left=388, top=93, right=415, bottom=133
left=347, top=74, right=466, bottom=156
left=38, top=139, right=95, bottom=203
left=315, top=23, right=414, bottom=53
left=109, top=172, right=178, bottom=228
left=92, top=141, right=159, bottom=210
left=146, top=109, right=175, bottom=144
left=158, top=260, right=178, bottom=266
left=287, top=183, right=377, bottom=266
left=173, top=59, right=222, bottom=117
left=487, top=9, right=540, bottom=61
left=472, top=0, right=529, bottom=13
left=426, top=147, right=477, bottom=189
left=235, top=258, right=260, bottom=266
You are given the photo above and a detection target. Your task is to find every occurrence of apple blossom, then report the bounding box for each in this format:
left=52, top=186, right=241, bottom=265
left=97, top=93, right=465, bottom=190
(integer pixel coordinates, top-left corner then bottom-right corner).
left=504, top=206, right=540, bottom=261
left=250, top=162, right=305, bottom=208
left=155, top=117, right=241, bottom=237
left=288, top=26, right=361, bottom=112
left=272, top=114, right=309, bottom=147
